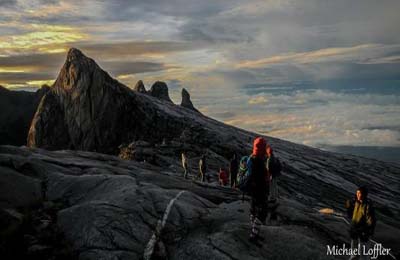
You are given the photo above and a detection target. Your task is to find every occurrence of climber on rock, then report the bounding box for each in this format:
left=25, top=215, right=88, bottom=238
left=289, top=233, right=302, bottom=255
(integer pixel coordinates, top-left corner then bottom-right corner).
left=199, top=154, right=207, bottom=182
left=181, top=152, right=189, bottom=179
left=229, top=152, right=239, bottom=188
left=266, top=145, right=282, bottom=203
left=345, top=186, right=376, bottom=260
left=247, top=137, right=269, bottom=244
left=218, top=167, right=228, bottom=186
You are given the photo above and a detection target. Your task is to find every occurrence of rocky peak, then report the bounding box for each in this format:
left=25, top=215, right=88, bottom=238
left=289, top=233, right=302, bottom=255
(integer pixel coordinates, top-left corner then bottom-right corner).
left=53, top=48, right=103, bottom=94
left=28, top=48, right=134, bottom=152
left=149, top=81, right=173, bottom=103
left=180, top=88, right=199, bottom=112
left=133, top=80, right=147, bottom=93
left=27, top=48, right=189, bottom=153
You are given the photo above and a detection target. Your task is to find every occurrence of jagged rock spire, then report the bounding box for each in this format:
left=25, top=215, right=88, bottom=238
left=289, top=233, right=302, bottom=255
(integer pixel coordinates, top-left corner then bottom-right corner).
left=134, top=80, right=146, bottom=93
left=181, top=88, right=199, bottom=112
left=27, top=48, right=134, bottom=152
left=149, top=81, right=173, bottom=103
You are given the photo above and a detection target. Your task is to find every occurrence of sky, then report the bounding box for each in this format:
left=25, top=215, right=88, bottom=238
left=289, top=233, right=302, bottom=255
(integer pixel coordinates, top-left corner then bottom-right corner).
left=1, top=0, right=400, bottom=155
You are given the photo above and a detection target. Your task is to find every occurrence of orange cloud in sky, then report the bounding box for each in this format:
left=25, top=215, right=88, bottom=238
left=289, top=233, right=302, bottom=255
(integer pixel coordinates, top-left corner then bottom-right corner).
left=0, top=31, right=87, bottom=51
left=236, top=44, right=383, bottom=69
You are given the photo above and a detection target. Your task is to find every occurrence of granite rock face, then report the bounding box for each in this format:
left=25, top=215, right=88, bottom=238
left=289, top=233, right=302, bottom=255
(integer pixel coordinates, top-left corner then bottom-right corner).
left=180, top=88, right=199, bottom=112
left=27, top=49, right=188, bottom=154
left=0, top=85, right=49, bottom=146
left=1, top=145, right=399, bottom=260
left=26, top=49, right=228, bottom=157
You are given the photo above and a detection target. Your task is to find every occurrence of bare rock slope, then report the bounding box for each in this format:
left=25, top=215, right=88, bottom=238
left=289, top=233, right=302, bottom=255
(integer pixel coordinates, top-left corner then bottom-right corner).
left=0, top=145, right=399, bottom=260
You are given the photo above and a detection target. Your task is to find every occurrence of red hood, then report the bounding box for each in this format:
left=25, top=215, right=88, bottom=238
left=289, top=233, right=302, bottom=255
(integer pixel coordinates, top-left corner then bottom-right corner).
left=252, top=137, right=266, bottom=158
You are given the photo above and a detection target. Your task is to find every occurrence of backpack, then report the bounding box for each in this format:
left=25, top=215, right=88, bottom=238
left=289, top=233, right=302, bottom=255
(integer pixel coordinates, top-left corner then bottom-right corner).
left=269, top=157, right=282, bottom=177
left=237, top=155, right=252, bottom=193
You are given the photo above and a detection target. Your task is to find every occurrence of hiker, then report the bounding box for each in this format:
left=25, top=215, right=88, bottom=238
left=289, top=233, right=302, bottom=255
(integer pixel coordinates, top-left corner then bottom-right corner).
left=181, top=152, right=189, bottom=179
left=266, top=146, right=281, bottom=202
left=199, top=154, right=207, bottom=182
left=229, top=153, right=239, bottom=188
left=345, top=186, right=376, bottom=260
left=247, top=137, right=269, bottom=243
left=218, top=168, right=229, bottom=186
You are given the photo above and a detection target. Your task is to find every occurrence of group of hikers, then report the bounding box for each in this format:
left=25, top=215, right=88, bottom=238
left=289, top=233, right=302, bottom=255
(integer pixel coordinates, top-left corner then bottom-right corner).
left=181, top=137, right=377, bottom=257
left=181, top=152, right=208, bottom=182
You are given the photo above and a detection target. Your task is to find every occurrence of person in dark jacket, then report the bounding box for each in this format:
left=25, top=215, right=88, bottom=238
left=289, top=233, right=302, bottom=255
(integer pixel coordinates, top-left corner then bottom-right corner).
left=266, top=146, right=281, bottom=202
left=229, top=153, right=239, bottom=188
left=345, top=186, right=376, bottom=260
left=247, top=137, right=269, bottom=243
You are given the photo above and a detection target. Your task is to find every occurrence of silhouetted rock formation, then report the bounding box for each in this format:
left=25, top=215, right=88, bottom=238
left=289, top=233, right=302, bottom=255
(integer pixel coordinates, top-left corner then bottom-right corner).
left=181, top=88, right=199, bottom=112
left=28, top=48, right=191, bottom=153
left=0, top=85, right=49, bottom=146
left=148, top=81, right=173, bottom=103
left=133, top=80, right=146, bottom=93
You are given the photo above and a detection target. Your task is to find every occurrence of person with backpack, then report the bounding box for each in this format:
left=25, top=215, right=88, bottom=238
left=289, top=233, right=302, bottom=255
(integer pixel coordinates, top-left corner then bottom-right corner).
left=345, top=186, right=376, bottom=260
left=181, top=152, right=189, bottom=179
left=199, top=154, right=207, bottom=182
left=246, top=137, right=269, bottom=244
left=266, top=146, right=281, bottom=202
left=229, top=153, right=239, bottom=188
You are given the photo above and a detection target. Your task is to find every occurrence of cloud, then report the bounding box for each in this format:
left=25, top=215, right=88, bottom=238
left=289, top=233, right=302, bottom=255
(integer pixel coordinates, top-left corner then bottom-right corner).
left=78, top=41, right=202, bottom=58
left=0, top=71, right=54, bottom=82
left=0, top=0, right=15, bottom=7
left=99, top=61, right=169, bottom=76
left=0, top=52, right=64, bottom=70
left=223, top=89, right=400, bottom=147
left=236, top=44, right=400, bottom=69
left=248, top=96, right=267, bottom=105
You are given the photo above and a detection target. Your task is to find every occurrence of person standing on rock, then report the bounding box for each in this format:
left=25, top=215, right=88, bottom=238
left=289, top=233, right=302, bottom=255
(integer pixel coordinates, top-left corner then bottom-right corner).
left=247, top=137, right=269, bottom=244
left=181, top=152, right=189, bottom=179
left=229, top=153, right=239, bottom=188
left=199, top=154, right=207, bottom=182
left=266, top=146, right=281, bottom=202
left=345, top=186, right=376, bottom=260
left=218, top=167, right=229, bottom=186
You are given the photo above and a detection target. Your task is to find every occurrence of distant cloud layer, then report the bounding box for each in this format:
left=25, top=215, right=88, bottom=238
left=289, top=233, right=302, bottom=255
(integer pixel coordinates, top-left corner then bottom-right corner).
left=1, top=0, right=399, bottom=148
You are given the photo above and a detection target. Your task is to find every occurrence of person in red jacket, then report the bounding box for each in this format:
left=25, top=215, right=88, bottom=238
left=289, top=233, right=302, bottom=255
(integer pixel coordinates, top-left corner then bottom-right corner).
left=218, top=168, right=228, bottom=186
left=247, top=137, right=269, bottom=244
